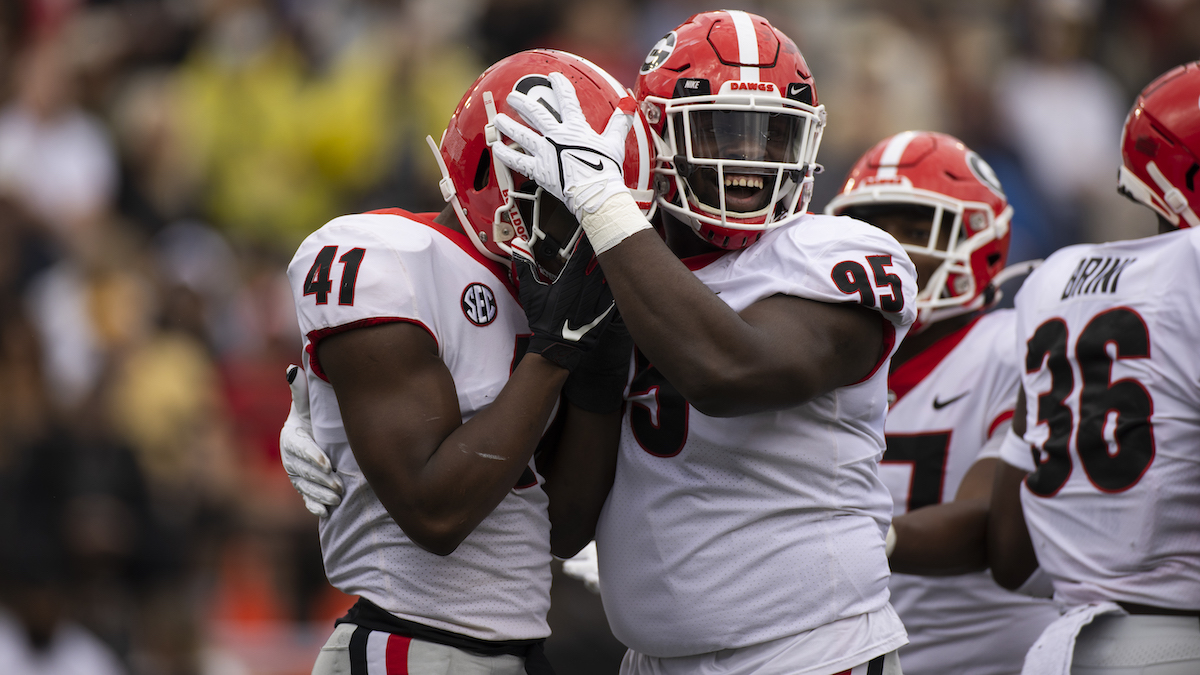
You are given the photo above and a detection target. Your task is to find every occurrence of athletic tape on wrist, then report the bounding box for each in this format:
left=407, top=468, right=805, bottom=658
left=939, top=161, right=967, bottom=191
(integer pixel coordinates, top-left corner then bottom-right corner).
left=885, top=524, right=897, bottom=558
left=581, top=192, right=652, bottom=255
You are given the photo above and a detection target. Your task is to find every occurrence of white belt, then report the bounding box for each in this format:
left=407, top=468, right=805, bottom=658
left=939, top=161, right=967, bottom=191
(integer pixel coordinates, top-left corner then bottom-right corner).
left=1020, top=602, right=1126, bottom=675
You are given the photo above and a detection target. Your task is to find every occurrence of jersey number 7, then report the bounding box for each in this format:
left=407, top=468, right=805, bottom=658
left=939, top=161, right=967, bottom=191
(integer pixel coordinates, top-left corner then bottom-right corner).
left=882, top=432, right=951, bottom=512
left=304, top=246, right=366, bottom=306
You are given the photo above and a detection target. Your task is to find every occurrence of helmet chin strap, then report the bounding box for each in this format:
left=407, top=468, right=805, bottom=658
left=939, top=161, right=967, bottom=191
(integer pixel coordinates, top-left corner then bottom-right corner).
left=1146, top=160, right=1200, bottom=228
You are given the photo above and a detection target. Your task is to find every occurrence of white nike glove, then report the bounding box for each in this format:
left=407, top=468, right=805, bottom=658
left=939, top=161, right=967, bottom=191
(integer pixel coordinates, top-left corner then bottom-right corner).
left=281, top=364, right=343, bottom=517
left=490, top=72, right=633, bottom=222
left=561, top=540, right=601, bottom=594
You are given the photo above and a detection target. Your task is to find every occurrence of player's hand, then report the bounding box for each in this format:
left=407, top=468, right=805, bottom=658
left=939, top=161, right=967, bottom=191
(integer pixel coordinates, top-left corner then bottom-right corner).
left=281, top=365, right=344, bottom=517
left=490, top=71, right=633, bottom=221
left=561, top=540, right=601, bottom=594
left=563, top=312, right=632, bottom=414
left=513, top=235, right=616, bottom=372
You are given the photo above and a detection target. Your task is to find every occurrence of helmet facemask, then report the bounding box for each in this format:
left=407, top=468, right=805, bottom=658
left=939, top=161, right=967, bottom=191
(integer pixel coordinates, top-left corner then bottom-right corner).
left=832, top=190, right=1012, bottom=328
left=646, top=92, right=825, bottom=246
left=482, top=91, right=584, bottom=281
left=510, top=179, right=581, bottom=280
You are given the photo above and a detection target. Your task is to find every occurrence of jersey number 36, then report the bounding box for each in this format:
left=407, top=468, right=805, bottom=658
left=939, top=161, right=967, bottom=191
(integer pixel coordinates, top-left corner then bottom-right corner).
left=1024, top=307, right=1155, bottom=496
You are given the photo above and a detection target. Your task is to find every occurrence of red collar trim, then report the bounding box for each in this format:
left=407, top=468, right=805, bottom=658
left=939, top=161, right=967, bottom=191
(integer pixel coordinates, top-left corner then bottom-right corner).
left=888, top=314, right=984, bottom=405
left=682, top=251, right=727, bottom=271
left=366, top=208, right=516, bottom=299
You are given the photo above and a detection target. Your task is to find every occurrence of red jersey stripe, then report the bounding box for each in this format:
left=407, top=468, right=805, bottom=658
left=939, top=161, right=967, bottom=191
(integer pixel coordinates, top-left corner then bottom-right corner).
left=385, top=634, right=411, bottom=675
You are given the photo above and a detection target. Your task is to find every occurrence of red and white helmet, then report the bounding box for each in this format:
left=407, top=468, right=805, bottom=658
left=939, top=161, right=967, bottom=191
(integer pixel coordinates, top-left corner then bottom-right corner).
left=430, top=49, right=655, bottom=264
left=826, top=131, right=1011, bottom=327
left=633, top=10, right=825, bottom=250
left=1118, top=61, right=1200, bottom=230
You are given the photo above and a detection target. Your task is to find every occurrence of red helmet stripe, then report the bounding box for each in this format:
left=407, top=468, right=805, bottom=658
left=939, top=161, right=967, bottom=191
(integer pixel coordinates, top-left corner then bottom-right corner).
left=728, top=10, right=760, bottom=82
left=876, top=130, right=917, bottom=179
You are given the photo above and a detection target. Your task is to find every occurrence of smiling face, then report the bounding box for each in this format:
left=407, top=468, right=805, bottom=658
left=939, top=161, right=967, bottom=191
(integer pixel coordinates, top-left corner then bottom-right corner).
left=676, top=109, right=805, bottom=215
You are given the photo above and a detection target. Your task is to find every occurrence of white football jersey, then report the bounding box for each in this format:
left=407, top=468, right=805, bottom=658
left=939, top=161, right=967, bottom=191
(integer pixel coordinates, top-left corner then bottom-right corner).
left=883, top=309, right=1059, bottom=675
left=287, top=209, right=552, bottom=641
left=1003, top=227, right=1200, bottom=609
left=597, top=213, right=916, bottom=664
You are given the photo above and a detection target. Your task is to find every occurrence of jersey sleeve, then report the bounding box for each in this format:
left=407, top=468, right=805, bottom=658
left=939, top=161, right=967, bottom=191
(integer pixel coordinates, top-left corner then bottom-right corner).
left=975, top=420, right=1012, bottom=461
left=998, top=427, right=1037, bottom=472
left=287, top=214, right=440, bottom=379
left=761, top=215, right=918, bottom=330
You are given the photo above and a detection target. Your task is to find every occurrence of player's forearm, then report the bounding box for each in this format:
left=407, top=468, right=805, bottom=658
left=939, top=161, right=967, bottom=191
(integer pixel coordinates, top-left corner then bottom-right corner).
left=596, top=231, right=792, bottom=415
left=382, top=356, right=568, bottom=555
left=987, top=461, right=1040, bottom=588
left=600, top=235, right=883, bottom=414
left=542, top=403, right=621, bottom=557
left=889, top=500, right=989, bottom=575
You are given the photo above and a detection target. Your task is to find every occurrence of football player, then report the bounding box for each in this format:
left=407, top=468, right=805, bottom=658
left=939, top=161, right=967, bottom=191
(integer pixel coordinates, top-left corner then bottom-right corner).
left=989, top=62, right=1200, bottom=673
left=490, top=11, right=914, bottom=675
left=279, top=49, right=652, bottom=675
left=826, top=130, right=1060, bottom=675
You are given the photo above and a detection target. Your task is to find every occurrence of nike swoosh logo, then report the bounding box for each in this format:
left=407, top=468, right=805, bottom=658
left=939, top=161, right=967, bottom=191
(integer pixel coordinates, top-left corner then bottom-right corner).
left=788, top=84, right=808, bottom=97
left=568, top=152, right=605, bottom=172
left=932, top=392, right=970, bottom=410
left=561, top=304, right=614, bottom=342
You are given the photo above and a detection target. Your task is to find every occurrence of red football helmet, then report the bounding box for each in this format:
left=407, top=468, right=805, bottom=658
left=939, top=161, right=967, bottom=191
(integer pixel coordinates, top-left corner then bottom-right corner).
left=1118, top=61, right=1200, bottom=230
left=826, top=131, right=1012, bottom=328
left=633, top=10, right=825, bottom=249
left=430, top=49, right=655, bottom=265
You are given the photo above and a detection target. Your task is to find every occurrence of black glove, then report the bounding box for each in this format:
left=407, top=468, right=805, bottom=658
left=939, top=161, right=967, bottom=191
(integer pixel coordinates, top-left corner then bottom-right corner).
left=562, top=313, right=632, bottom=413
left=512, top=234, right=616, bottom=372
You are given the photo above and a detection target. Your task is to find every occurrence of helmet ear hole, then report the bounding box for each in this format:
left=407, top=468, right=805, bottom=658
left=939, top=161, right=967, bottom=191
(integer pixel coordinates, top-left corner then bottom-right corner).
left=473, top=148, right=492, bottom=192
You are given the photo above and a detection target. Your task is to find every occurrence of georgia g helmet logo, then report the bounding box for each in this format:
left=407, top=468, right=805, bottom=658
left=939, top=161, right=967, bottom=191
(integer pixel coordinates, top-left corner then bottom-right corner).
left=510, top=74, right=621, bottom=179
left=513, top=75, right=563, bottom=122
left=641, top=32, right=676, bottom=74
left=966, top=151, right=1005, bottom=199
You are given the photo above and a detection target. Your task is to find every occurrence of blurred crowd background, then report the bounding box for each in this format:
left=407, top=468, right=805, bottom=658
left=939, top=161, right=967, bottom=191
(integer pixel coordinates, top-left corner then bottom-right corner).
left=0, top=0, right=1194, bottom=673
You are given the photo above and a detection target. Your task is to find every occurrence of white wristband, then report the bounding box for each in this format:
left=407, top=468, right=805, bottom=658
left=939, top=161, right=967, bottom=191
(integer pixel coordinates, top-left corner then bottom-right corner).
left=885, top=524, right=897, bottom=558
left=580, top=191, right=652, bottom=255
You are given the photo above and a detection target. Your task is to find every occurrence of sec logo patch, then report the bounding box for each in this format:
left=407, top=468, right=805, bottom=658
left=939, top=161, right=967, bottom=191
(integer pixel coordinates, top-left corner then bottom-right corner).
left=461, top=283, right=497, bottom=326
